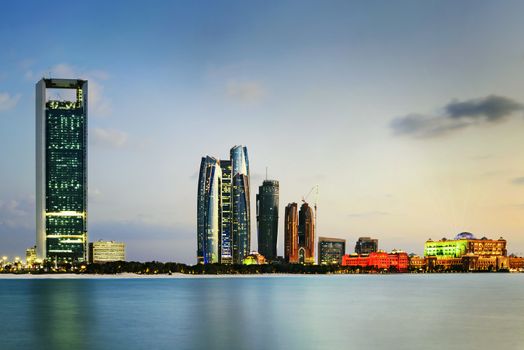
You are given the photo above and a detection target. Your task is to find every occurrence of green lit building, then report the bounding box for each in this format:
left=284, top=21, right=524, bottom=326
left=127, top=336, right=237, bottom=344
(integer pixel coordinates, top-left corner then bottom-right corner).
left=424, top=239, right=468, bottom=258
left=36, top=79, right=88, bottom=262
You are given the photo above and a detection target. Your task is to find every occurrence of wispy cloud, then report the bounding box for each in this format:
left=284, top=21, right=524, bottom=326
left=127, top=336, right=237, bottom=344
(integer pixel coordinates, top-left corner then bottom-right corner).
left=391, top=95, right=524, bottom=138
left=0, top=92, right=21, bottom=112
left=347, top=211, right=389, bottom=218
left=0, top=196, right=34, bottom=230
left=92, top=128, right=129, bottom=149
left=511, top=177, right=524, bottom=185
left=226, top=80, right=266, bottom=103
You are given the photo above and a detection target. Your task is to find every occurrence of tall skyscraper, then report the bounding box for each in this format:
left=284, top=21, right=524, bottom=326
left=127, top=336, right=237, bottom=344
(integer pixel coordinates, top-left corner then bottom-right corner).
left=284, top=203, right=299, bottom=263
left=197, top=156, right=222, bottom=264
left=355, top=237, right=378, bottom=255
left=298, top=202, right=315, bottom=264
left=36, top=78, right=88, bottom=262
left=196, top=146, right=251, bottom=264
left=219, top=160, right=233, bottom=264
left=230, top=145, right=250, bottom=264
left=256, top=180, right=279, bottom=261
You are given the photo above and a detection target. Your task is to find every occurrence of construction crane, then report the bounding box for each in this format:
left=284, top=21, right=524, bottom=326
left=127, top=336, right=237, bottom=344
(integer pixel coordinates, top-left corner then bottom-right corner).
left=302, top=185, right=319, bottom=225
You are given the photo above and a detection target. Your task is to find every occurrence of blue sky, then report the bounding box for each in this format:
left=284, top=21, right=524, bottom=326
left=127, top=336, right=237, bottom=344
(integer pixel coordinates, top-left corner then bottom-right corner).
left=1, top=1, right=524, bottom=262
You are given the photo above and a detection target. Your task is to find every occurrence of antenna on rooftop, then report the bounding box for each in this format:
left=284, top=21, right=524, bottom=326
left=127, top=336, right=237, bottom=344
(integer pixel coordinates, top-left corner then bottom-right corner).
left=265, top=166, right=268, bottom=181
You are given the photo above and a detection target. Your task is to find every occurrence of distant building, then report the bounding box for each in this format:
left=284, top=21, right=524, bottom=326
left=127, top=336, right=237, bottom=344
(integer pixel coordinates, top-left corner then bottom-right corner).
left=196, top=146, right=251, bottom=264
left=88, top=241, right=126, bottom=264
left=424, top=232, right=507, bottom=259
left=197, top=156, right=222, bottom=264
left=36, top=78, right=88, bottom=263
left=298, top=202, right=315, bottom=264
left=318, top=237, right=346, bottom=265
left=242, top=252, right=267, bottom=265
left=257, top=180, right=279, bottom=261
left=355, top=237, right=378, bottom=254
left=26, top=246, right=37, bottom=265
left=342, top=251, right=409, bottom=272
left=284, top=203, right=299, bottom=263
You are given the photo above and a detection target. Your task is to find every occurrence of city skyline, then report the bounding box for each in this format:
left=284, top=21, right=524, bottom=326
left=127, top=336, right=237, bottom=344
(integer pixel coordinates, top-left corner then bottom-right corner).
left=1, top=1, right=524, bottom=263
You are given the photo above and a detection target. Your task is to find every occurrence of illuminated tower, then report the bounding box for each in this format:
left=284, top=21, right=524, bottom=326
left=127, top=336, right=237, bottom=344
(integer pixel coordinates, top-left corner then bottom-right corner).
left=36, top=78, right=88, bottom=262
left=197, top=156, right=222, bottom=264
left=284, top=203, right=299, bottom=263
left=230, top=145, right=250, bottom=264
left=219, top=160, right=233, bottom=264
left=257, top=180, right=279, bottom=261
left=298, top=202, right=315, bottom=264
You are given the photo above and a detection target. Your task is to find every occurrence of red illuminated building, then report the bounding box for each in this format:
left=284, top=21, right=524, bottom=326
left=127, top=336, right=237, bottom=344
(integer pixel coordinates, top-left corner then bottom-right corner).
left=342, top=251, right=409, bottom=272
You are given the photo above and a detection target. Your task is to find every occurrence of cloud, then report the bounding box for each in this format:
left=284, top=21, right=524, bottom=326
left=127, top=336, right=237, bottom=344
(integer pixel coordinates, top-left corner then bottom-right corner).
left=391, top=95, right=524, bottom=138
left=511, top=177, right=524, bottom=185
left=347, top=211, right=389, bottom=218
left=226, top=80, right=266, bottom=103
left=0, top=92, right=21, bottom=112
left=92, top=128, right=128, bottom=149
left=0, top=196, right=34, bottom=230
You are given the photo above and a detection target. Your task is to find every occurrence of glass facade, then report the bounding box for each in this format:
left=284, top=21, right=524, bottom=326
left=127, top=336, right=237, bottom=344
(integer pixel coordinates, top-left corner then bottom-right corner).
left=256, top=180, right=279, bottom=261
left=355, top=237, right=378, bottom=255
left=298, top=202, right=315, bottom=264
left=197, top=157, right=222, bottom=264
left=230, top=146, right=250, bottom=264
left=36, top=79, right=88, bottom=262
left=220, top=160, right=232, bottom=264
left=197, top=146, right=251, bottom=264
left=318, top=237, right=346, bottom=265
left=285, top=203, right=299, bottom=263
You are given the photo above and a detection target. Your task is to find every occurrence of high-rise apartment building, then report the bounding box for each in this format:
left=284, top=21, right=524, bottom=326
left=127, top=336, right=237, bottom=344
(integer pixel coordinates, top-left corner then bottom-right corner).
left=197, top=156, right=222, bottom=264
left=197, top=146, right=251, bottom=264
left=284, top=203, right=299, bottom=263
left=355, top=237, right=378, bottom=255
left=298, top=202, right=315, bottom=264
left=36, top=78, right=88, bottom=262
left=256, top=180, right=279, bottom=261
left=230, top=146, right=250, bottom=264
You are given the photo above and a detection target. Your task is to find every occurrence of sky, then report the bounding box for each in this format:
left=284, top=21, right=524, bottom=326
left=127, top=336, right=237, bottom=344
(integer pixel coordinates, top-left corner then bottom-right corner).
left=1, top=0, right=524, bottom=263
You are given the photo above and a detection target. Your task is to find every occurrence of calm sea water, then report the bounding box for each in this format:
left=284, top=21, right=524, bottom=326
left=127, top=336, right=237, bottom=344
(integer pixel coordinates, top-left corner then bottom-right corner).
left=0, top=274, right=523, bottom=350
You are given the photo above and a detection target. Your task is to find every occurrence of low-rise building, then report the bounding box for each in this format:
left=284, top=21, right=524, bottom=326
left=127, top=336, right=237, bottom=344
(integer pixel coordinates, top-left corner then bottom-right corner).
left=342, top=251, right=409, bottom=272
left=318, top=237, right=346, bottom=265
left=88, top=240, right=126, bottom=264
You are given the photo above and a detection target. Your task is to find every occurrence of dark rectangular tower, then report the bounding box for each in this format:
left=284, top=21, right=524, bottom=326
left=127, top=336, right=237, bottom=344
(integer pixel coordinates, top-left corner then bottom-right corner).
left=36, top=78, right=88, bottom=262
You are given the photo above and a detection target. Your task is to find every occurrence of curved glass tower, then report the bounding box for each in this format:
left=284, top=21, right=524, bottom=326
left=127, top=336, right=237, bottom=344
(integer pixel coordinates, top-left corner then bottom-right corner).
left=257, top=180, right=279, bottom=261
left=197, top=146, right=251, bottom=264
left=197, top=156, right=222, bottom=264
left=230, top=146, right=250, bottom=264
left=36, top=78, right=88, bottom=263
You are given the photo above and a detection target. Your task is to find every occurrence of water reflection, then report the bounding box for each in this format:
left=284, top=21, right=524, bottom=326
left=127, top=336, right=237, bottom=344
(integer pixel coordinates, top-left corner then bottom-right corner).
left=30, top=280, right=94, bottom=350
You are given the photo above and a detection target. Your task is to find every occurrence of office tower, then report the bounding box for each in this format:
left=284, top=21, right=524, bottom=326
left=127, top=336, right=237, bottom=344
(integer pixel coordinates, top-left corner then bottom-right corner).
left=36, top=78, right=88, bottom=262
left=355, top=237, right=378, bottom=255
left=88, top=240, right=126, bottom=263
left=318, top=237, right=346, bottom=265
left=197, top=156, right=222, bottom=264
left=256, top=180, right=279, bottom=261
left=196, top=145, right=251, bottom=264
left=219, top=160, right=233, bottom=264
left=284, top=203, right=299, bottom=263
left=230, top=145, right=250, bottom=264
left=298, top=202, right=315, bottom=264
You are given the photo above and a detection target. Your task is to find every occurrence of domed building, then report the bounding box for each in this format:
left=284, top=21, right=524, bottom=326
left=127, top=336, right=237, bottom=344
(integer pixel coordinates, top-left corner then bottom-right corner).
left=454, top=232, right=476, bottom=240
